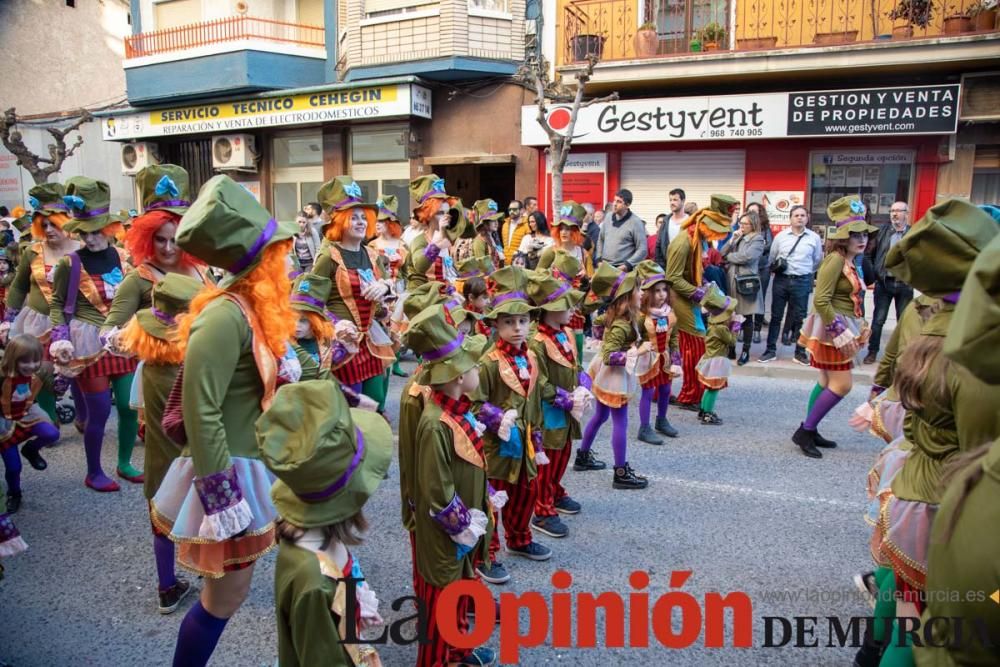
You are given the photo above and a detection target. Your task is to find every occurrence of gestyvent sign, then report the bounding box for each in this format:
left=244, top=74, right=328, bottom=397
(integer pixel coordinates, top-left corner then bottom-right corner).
left=521, top=84, right=959, bottom=146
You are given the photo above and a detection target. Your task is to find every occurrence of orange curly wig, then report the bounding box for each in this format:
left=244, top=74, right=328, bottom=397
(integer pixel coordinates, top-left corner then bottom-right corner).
left=414, top=197, right=457, bottom=227
left=178, top=240, right=295, bottom=358
left=125, top=210, right=206, bottom=269
left=121, top=317, right=185, bottom=365
left=31, top=212, right=71, bottom=239
left=382, top=219, right=403, bottom=238
left=324, top=208, right=376, bottom=244
left=299, top=310, right=334, bottom=343
left=555, top=227, right=585, bottom=249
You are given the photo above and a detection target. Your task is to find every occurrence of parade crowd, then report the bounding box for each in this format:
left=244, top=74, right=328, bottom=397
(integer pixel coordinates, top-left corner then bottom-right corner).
left=0, top=164, right=998, bottom=667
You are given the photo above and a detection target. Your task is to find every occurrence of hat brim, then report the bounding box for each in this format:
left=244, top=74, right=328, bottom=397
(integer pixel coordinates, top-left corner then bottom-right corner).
left=538, top=288, right=585, bottom=312
left=556, top=217, right=582, bottom=228
left=484, top=299, right=536, bottom=319
left=611, top=273, right=638, bottom=301
left=416, top=334, right=488, bottom=386
left=135, top=308, right=172, bottom=341
left=291, top=299, right=327, bottom=316
left=67, top=215, right=113, bottom=234
left=332, top=202, right=379, bottom=215
left=271, top=408, right=393, bottom=528
left=826, top=221, right=878, bottom=240
left=218, top=219, right=298, bottom=289
left=445, top=216, right=476, bottom=243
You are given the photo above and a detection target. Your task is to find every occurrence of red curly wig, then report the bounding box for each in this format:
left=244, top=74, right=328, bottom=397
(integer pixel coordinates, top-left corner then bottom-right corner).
left=299, top=310, right=334, bottom=344
left=414, top=197, right=457, bottom=227
left=555, top=227, right=585, bottom=249
left=121, top=317, right=184, bottom=365
left=177, top=240, right=295, bottom=358
left=31, top=212, right=71, bottom=240
left=324, top=207, right=376, bottom=244
left=382, top=219, right=403, bottom=238
left=125, top=210, right=205, bottom=269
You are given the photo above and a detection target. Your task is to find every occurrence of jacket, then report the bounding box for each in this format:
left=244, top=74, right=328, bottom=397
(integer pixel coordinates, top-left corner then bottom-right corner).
left=721, top=233, right=765, bottom=316
left=867, top=223, right=909, bottom=284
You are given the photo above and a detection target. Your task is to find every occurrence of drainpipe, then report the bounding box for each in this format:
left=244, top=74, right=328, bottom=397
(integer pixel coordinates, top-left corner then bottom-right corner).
left=325, top=0, right=337, bottom=83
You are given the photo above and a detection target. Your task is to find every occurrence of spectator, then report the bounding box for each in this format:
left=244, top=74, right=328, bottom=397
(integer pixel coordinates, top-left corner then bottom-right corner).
left=648, top=213, right=666, bottom=259
left=863, top=201, right=912, bottom=364
left=401, top=209, right=425, bottom=245
left=584, top=205, right=604, bottom=259
left=303, top=201, right=324, bottom=242
left=759, top=205, right=824, bottom=365
left=524, top=196, right=539, bottom=218
left=292, top=210, right=320, bottom=273
left=746, top=202, right=774, bottom=344
left=597, top=189, right=647, bottom=270
left=721, top=211, right=766, bottom=365
left=655, top=188, right=688, bottom=269
left=501, top=199, right=529, bottom=265
left=518, top=211, right=554, bottom=269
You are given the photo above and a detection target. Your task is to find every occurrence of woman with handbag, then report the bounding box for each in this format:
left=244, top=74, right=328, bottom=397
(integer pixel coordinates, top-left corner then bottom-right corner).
left=721, top=212, right=765, bottom=366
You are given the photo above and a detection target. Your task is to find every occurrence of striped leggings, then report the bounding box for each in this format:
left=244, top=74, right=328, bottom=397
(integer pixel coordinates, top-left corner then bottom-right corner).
left=489, top=473, right=538, bottom=557
left=676, top=330, right=707, bottom=404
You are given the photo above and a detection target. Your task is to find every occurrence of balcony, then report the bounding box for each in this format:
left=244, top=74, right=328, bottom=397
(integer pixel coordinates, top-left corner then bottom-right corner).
left=124, top=16, right=329, bottom=105
left=557, top=0, right=1000, bottom=85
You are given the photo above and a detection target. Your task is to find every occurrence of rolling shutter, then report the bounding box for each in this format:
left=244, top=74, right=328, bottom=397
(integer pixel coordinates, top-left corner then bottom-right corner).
left=621, top=150, right=746, bottom=234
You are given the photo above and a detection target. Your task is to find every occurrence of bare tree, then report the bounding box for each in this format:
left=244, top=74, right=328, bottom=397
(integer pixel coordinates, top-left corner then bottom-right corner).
left=0, top=107, right=93, bottom=185
left=517, top=55, right=618, bottom=208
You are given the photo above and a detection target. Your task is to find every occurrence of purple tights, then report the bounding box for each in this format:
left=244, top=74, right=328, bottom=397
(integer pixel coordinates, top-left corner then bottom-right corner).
left=579, top=402, right=629, bottom=467
left=173, top=600, right=230, bottom=667
left=154, top=533, right=177, bottom=591
left=1, top=447, right=21, bottom=494
left=639, top=385, right=671, bottom=428
left=2, top=423, right=60, bottom=493
left=803, top=388, right=844, bottom=431
left=70, top=379, right=88, bottom=426
left=82, top=390, right=113, bottom=485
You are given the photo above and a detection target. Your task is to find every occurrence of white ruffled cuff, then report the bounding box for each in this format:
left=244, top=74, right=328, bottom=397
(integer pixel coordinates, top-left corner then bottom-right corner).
left=0, top=534, right=27, bottom=557
left=832, top=329, right=856, bottom=350
left=451, top=508, right=488, bottom=548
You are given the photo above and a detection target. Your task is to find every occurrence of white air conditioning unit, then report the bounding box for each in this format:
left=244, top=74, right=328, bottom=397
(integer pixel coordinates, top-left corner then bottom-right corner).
left=120, top=142, right=159, bottom=175
left=212, top=134, right=257, bottom=170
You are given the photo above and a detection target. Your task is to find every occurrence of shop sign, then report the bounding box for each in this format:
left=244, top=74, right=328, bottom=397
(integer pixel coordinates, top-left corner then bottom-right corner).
left=521, top=84, right=959, bottom=146
left=744, top=190, right=805, bottom=231
left=0, top=148, right=24, bottom=210
left=102, top=84, right=432, bottom=140
left=545, top=153, right=606, bottom=218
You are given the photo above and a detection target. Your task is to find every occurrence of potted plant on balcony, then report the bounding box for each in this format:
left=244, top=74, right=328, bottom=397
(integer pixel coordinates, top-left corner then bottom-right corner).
left=634, top=22, right=659, bottom=57
left=943, top=12, right=972, bottom=33
left=887, top=0, right=932, bottom=39
left=572, top=32, right=606, bottom=61
left=969, top=0, right=998, bottom=30
left=697, top=22, right=727, bottom=51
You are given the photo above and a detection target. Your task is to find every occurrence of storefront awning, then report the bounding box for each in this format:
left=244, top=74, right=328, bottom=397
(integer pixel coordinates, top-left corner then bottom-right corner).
left=424, top=154, right=516, bottom=166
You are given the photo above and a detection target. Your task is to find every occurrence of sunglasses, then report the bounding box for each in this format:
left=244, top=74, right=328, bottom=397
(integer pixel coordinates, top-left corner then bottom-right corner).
left=508, top=208, right=521, bottom=214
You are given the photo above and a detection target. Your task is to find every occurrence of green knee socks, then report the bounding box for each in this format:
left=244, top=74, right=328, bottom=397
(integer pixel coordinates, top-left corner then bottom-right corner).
left=36, top=389, right=58, bottom=424
left=362, top=374, right=389, bottom=414
left=700, top=389, right=718, bottom=412
left=806, top=382, right=824, bottom=417
left=574, top=333, right=584, bottom=368
left=111, top=374, right=141, bottom=478
left=872, top=566, right=895, bottom=644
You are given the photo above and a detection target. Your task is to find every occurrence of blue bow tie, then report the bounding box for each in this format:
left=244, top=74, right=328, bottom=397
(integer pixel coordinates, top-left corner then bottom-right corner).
left=514, top=355, right=528, bottom=371
left=657, top=317, right=668, bottom=328
left=101, top=267, right=124, bottom=286
left=555, top=332, right=568, bottom=345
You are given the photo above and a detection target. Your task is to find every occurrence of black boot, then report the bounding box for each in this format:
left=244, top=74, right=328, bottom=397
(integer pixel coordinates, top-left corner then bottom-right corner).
left=852, top=620, right=887, bottom=667
left=813, top=431, right=838, bottom=448
left=573, top=449, right=607, bottom=471
left=737, top=347, right=750, bottom=366
left=6, top=491, right=22, bottom=513
left=753, top=322, right=762, bottom=344
left=726, top=344, right=737, bottom=360
left=613, top=463, right=648, bottom=490
left=698, top=410, right=723, bottom=425
left=792, top=424, right=822, bottom=458
left=21, top=443, right=48, bottom=471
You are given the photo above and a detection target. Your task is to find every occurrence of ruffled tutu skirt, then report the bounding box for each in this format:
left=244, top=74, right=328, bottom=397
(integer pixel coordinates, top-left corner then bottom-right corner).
left=637, top=350, right=675, bottom=389
left=871, top=489, right=937, bottom=590
left=587, top=354, right=636, bottom=408
left=151, top=456, right=277, bottom=578
left=696, top=355, right=731, bottom=390
left=851, top=395, right=906, bottom=445
left=798, top=313, right=870, bottom=371
left=12, top=307, right=53, bottom=352
left=865, top=436, right=911, bottom=526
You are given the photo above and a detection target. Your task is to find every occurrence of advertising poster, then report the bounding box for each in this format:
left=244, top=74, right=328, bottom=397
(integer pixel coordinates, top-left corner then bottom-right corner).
left=863, top=166, right=881, bottom=188
left=828, top=166, right=847, bottom=186
left=545, top=153, right=607, bottom=219
left=845, top=166, right=863, bottom=188
left=745, top=190, right=805, bottom=233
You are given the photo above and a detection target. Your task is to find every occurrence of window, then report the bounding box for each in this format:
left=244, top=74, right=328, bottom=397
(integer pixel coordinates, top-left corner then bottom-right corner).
left=153, top=0, right=202, bottom=31
left=273, top=134, right=324, bottom=169
left=296, top=0, right=325, bottom=26
left=351, top=129, right=407, bottom=164
left=808, top=151, right=914, bottom=227
left=272, top=132, right=324, bottom=223
left=971, top=146, right=1000, bottom=205
left=469, top=0, right=510, bottom=12
left=365, top=0, right=437, bottom=18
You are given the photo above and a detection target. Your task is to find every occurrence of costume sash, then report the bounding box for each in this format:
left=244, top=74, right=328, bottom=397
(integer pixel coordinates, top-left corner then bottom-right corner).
left=29, top=243, right=54, bottom=303
left=534, top=326, right=577, bottom=369
left=315, top=552, right=383, bottom=667
left=327, top=245, right=395, bottom=363
left=488, top=348, right=539, bottom=397
left=71, top=246, right=131, bottom=317
left=440, top=411, right=486, bottom=470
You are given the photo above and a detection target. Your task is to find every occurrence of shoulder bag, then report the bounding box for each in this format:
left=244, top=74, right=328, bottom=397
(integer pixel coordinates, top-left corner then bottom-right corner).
left=769, top=232, right=805, bottom=275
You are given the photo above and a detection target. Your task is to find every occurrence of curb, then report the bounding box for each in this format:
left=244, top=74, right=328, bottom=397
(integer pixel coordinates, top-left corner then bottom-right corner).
left=732, top=361, right=874, bottom=383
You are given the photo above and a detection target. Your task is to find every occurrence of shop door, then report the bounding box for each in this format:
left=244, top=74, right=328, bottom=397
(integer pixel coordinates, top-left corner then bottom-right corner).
left=272, top=131, right=324, bottom=223
left=621, top=149, right=746, bottom=233
left=435, top=164, right=516, bottom=211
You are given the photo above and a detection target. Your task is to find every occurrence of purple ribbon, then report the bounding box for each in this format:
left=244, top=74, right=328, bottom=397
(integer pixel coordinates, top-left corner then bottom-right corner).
left=641, top=272, right=666, bottom=288
left=151, top=307, right=175, bottom=325
left=40, top=201, right=69, bottom=211
left=379, top=207, right=396, bottom=219
left=553, top=268, right=573, bottom=282
left=543, top=282, right=572, bottom=304
left=228, top=218, right=277, bottom=275
left=835, top=215, right=867, bottom=228
left=942, top=291, right=961, bottom=304
left=422, top=332, right=464, bottom=361
left=330, top=196, right=365, bottom=210
left=559, top=214, right=580, bottom=225
left=72, top=206, right=110, bottom=220
left=146, top=199, right=191, bottom=211
left=419, top=190, right=447, bottom=204
left=296, top=428, right=366, bottom=502
left=610, top=271, right=627, bottom=297
left=491, top=291, right=529, bottom=307
left=444, top=297, right=463, bottom=311
left=292, top=294, right=325, bottom=309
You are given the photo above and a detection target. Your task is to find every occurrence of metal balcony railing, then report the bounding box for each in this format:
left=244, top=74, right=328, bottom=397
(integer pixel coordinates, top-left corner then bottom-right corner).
left=125, top=16, right=325, bottom=59
left=560, top=0, right=998, bottom=65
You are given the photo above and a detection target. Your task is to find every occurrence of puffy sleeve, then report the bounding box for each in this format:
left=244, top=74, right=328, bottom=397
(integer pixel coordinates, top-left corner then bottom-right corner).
left=48, top=256, right=72, bottom=328
left=812, top=253, right=844, bottom=326
left=5, top=247, right=33, bottom=311
left=103, top=271, right=148, bottom=330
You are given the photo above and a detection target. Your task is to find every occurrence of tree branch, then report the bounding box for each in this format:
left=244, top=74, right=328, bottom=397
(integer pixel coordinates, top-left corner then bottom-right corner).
left=0, top=108, right=92, bottom=184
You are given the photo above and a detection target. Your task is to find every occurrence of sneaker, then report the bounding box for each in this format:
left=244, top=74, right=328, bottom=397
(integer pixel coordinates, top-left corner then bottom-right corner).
left=612, top=464, right=648, bottom=490
left=853, top=571, right=879, bottom=609
left=573, top=449, right=606, bottom=471
left=654, top=417, right=678, bottom=438
left=813, top=431, right=838, bottom=448
left=158, top=578, right=194, bottom=614
left=20, top=445, right=47, bottom=471
left=508, top=541, right=552, bottom=561
left=793, top=350, right=810, bottom=366
left=758, top=350, right=777, bottom=363
left=792, top=424, right=822, bottom=459
left=637, top=424, right=664, bottom=446
left=554, top=496, right=582, bottom=515
left=457, top=647, right=498, bottom=666
left=476, top=562, right=510, bottom=585
left=5, top=491, right=21, bottom=514
left=698, top=410, right=723, bottom=425
left=863, top=352, right=878, bottom=365
left=531, top=515, right=569, bottom=538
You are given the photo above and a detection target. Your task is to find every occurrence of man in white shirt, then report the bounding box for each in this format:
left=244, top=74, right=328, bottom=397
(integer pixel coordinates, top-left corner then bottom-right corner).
left=758, top=205, right=824, bottom=365
left=655, top=188, right=688, bottom=269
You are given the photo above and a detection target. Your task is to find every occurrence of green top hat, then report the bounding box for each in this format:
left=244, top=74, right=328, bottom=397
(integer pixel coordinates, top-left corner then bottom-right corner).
left=318, top=176, right=378, bottom=217
left=944, top=232, right=1000, bottom=385
left=457, top=255, right=494, bottom=280
left=636, top=259, right=668, bottom=289
left=405, top=304, right=489, bottom=386
left=137, top=164, right=192, bottom=216
left=410, top=174, right=450, bottom=205
left=446, top=199, right=476, bottom=242
left=707, top=289, right=736, bottom=323
left=403, top=280, right=479, bottom=327
left=63, top=177, right=112, bottom=233
left=135, top=273, right=203, bottom=341
left=485, top=265, right=535, bottom=318
left=258, top=380, right=392, bottom=528
left=291, top=273, right=333, bottom=316
left=376, top=194, right=399, bottom=222
left=549, top=251, right=582, bottom=283
left=555, top=201, right=587, bottom=228
left=12, top=213, right=31, bottom=233
left=709, top=195, right=738, bottom=217
left=885, top=199, right=998, bottom=298
left=472, top=199, right=503, bottom=228
left=826, top=195, right=878, bottom=240
left=177, top=175, right=297, bottom=289
left=27, top=183, right=68, bottom=218
left=590, top=262, right=636, bottom=302
left=527, top=268, right=584, bottom=312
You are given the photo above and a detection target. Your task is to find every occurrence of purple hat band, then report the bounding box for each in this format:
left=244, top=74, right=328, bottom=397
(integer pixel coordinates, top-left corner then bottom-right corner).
left=642, top=272, right=666, bottom=288
left=423, top=332, right=465, bottom=361
left=292, top=294, right=325, bottom=309
left=543, top=282, right=572, bottom=304
left=296, top=428, right=366, bottom=502
left=942, top=291, right=961, bottom=304
left=444, top=297, right=463, bottom=311
left=610, top=272, right=627, bottom=297
left=151, top=306, right=175, bottom=326
left=146, top=199, right=191, bottom=211
left=418, top=190, right=448, bottom=204
left=379, top=207, right=397, bottom=219
left=39, top=201, right=69, bottom=212
left=492, top=291, right=529, bottom=307
left=72, top=206, right=111, bottom=220
left=229, top=218, right=277, bottom=275
left=559, top=214, right=580, bottom=225
left=331, top=196, right=367, bottom=210
left=836, top=215, right=867, bottom=227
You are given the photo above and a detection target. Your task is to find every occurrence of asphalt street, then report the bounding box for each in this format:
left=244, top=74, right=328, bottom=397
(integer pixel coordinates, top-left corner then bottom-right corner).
left=0, top=365, right=882, bottom=666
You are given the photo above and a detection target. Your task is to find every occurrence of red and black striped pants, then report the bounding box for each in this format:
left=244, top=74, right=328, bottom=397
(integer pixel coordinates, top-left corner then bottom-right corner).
left=489, top=472, right=537, bottom=557
left=414, top=571, right=473, bottom=667
left=534, top=442, right=571, bottom=518
left=676, top=330, right=707, bottom=405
